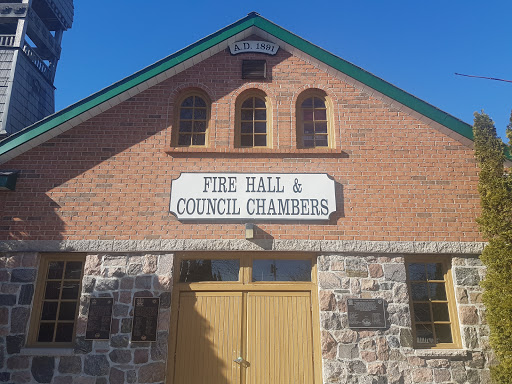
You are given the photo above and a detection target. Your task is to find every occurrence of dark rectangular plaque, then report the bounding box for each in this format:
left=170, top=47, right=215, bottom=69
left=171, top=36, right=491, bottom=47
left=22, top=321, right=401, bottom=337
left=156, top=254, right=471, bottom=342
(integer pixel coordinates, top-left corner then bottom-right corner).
left=347, top=298, right=387, bottom=329
left=132, top=297, right=160, bottom=342
left=85, top=297, right=114, bottom=340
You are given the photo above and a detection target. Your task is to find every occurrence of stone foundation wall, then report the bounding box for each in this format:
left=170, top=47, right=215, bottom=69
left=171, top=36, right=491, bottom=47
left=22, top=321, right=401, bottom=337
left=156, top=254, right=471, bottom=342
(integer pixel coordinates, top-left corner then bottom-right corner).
left=1, top=251, right=491, bottom=384
left=0, top=252, right=174, bottom=384
left=318, top=254, right=491, bottom=384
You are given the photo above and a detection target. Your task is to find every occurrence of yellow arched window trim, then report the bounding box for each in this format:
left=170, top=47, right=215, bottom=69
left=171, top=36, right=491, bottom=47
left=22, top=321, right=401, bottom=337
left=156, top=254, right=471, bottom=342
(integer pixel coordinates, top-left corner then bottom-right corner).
left=296, top=90, right=334, bottom=149
left=174, top=90, right=211, bottom=147
left=235, top=89, right=272, bottom=148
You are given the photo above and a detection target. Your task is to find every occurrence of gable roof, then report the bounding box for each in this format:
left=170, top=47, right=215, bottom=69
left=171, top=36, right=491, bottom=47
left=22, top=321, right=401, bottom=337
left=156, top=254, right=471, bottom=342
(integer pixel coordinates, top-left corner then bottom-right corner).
left=0, top=12, right=474, bottom=164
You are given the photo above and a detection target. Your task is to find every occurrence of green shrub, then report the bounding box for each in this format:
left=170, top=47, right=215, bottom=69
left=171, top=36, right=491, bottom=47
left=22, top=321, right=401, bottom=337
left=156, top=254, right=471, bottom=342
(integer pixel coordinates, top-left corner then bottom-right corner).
left=473, top=111, right=512, bottom=383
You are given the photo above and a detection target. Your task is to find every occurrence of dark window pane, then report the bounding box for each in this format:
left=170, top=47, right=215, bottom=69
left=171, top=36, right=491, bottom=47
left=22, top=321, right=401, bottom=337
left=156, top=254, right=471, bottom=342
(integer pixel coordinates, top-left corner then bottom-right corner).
left=241, top=122, right=253, bottom=134
left=59, top=302, right=77, bottom=321
left=303, top=109, right=313, bottom=121
left=254, top=135, right=266, bottom=147
left=241, top=109, right=253, bottom=121
left=194, top=108, right=207, bottom=120
left=426, top=263, right=444, bottom=280
left=408, top=263, right=426, bottom=281
left=303, top=123, right=314, bottom=134
left=301, top=97, right=313, bottom=108
left=242, top=98, right=253, bottom=108
left=178, top=134, right=191, bottom=146
left=180, top=108, right=193, bottom=119
left=413, top=303, right=431, bottom=322
left=45, top=281, right=61, bottom=300
left=432, top=303, right=450, bottom=321
left=252, top=259, right=311, bottom=282
left=37, top=323, right=55, bottom=342
left=47, top=262, right=64, bottom=280
left=181, top=96, right=194, bottom=107
left=254, top=109, right=266, bottom=121
left=64, top=261, right=83, bottom=279
left=429, top=283, right=447, bottom=300
left=179, top=121, right=192, bottom=132
left=194, top=121, right=207, bottom=133
left=192, top=134, right=205, bottom=146
left=315, top=136, right=328, bottom=147
left=435, top=324, right=453, bottom=343
left=314, top=109, right=327, bottom=120
left=303, top=138, right=314, bottom=148
left=415, top=324, right=434, bottom=344
left=411, top=283, right=428, bottom=301
left=314, top=97, right=326, bottom=108
left=254, top=97, right=265, bottom=108
left=316, top=122, right=327, bottom=133
left=241, top=135, right=253, bottom=147
left=41, top=301, right=58, bottom=320
left=55, top=323, right=75, bottom=342
left=254, top=122, right=266, bottom=134
left=194, top=96, right=206, bottom=107
left=179, top=259, right=239, bottom=282
left=61, top=282, right=80, bottom=300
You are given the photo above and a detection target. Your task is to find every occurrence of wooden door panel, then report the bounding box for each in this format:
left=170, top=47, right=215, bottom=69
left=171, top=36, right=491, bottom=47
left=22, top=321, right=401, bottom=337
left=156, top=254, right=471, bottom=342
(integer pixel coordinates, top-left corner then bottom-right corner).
left=246, top=292, right=314, bottom=384
left=174, top=292, right=242, bottom=384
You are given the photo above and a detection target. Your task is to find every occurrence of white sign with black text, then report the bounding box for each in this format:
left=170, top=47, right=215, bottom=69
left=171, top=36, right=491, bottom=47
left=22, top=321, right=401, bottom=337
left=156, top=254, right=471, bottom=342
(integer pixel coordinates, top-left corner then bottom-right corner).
left=229, top=41, right=279, bottom=55
left=170, top=173, right=336, bottom=220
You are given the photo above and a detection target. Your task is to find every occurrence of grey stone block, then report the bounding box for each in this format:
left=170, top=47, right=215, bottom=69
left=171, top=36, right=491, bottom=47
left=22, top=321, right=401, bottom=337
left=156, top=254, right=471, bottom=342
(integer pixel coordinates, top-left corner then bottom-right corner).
left=31, top=356, right=54, bottom=383
left=10, top=269, right=36, bottom=282
left=58, top=356, right=82, bottom=374
left=18, top=284, right=34, bottom=305
left=84, top=355, right=109, bottom=376
left=383, top=264, right=406, bottom=282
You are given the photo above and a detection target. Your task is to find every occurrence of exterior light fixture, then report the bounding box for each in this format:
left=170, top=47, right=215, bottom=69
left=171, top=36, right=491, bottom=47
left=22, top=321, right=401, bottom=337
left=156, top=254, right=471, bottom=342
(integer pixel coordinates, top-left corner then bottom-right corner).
left=245, top=223, right=254, bottom=239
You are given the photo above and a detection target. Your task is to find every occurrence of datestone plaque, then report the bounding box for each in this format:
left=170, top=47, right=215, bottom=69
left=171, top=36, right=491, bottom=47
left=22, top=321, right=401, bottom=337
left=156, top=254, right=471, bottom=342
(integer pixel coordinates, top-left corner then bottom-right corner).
left=85, top=297, right=114, bottom=340
left=347, top=298, right=387, bottom=329
left=132, top=297, right=160, bottom=342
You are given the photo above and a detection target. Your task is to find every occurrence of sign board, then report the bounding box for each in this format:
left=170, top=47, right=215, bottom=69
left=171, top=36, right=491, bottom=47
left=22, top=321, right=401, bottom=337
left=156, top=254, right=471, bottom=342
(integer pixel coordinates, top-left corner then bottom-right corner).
left=229, top=41, right=279, bottom=55
left=85, top=297, right=113, bottom=340
left=131, top=297, right=160, bottom=342
left=347, top=299, right=387, bottom=329
left=170, top=173, right=336, bottom=221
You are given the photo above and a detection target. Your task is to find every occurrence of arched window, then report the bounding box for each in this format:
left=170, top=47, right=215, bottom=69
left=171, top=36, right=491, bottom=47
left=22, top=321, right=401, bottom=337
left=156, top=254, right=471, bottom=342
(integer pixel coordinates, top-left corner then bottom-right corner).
left=176, top=91, right=210, bottom=147
left=297, top=91, right=332, bottom=148
left=236, top=90, right=270, bottom=148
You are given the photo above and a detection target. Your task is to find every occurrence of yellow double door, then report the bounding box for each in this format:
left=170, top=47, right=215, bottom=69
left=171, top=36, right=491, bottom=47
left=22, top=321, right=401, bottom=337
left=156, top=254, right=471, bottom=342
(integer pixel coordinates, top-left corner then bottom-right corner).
left=173, top=291, right=315, bottom=384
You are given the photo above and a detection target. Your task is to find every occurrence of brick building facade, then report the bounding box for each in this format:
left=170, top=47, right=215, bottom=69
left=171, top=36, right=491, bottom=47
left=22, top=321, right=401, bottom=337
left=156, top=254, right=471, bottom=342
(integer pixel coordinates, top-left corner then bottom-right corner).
left=0, top=13, right=490, bottom=384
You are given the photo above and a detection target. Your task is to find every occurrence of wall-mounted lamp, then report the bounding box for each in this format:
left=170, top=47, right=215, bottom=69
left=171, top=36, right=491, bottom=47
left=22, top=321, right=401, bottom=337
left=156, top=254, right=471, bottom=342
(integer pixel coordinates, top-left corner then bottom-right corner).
left=245, top=223, right=254, bottom=239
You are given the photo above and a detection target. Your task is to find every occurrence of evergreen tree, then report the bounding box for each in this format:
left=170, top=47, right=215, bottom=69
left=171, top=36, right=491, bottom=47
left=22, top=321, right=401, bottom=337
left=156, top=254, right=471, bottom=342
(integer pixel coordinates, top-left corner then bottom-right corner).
left=473, top=111, right=512, bottom=383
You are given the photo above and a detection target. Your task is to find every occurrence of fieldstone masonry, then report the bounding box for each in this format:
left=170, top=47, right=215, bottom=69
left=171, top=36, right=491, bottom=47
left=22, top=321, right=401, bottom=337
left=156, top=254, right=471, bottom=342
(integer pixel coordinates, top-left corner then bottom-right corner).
left=0, top=252, right=173, bottom=384
left=318, top=254, right=491, bottom=384
left=0, top=251, right=492, bottom=383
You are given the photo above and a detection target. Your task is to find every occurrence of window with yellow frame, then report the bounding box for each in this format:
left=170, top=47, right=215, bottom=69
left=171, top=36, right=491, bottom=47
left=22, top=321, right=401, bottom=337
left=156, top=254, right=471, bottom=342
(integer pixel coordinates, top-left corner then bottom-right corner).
left=296, top=90, right=333, bottom=148
left=235, top=90, right=271, bottom=148
left=28, top=254, right=85, bottom=346
left=405, top=256, right=461, bottom=349
left=175, top=90, right=210, bottom=147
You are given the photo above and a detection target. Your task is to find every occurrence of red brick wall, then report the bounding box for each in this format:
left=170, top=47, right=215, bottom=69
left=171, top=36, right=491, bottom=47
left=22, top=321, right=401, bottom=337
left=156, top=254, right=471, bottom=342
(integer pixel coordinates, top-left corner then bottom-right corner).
left=0, top=47, right=482, bottom=242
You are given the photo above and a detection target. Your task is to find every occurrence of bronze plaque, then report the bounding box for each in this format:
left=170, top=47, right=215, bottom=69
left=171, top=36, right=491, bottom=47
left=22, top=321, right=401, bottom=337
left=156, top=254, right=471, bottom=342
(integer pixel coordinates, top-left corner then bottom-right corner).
left=132, top=297, right=160, bottom=342
left=347, top=298, right=387, bottom=329
left=85, top=297, right=114, bottom=340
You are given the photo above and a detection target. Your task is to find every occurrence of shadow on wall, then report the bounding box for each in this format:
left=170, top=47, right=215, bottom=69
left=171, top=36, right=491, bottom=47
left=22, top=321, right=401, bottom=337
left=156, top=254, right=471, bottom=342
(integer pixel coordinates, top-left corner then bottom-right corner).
left=172, top=293, right=233, bottom=384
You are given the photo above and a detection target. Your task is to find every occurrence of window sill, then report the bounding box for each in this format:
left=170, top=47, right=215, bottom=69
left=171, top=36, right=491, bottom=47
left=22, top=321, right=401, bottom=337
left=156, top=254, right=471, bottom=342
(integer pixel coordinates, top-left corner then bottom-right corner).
left=165, top=147, right=345, bottom=156
left=409, top=349, right=469, bottom=358
left=20, top=347, right=75, bottom=356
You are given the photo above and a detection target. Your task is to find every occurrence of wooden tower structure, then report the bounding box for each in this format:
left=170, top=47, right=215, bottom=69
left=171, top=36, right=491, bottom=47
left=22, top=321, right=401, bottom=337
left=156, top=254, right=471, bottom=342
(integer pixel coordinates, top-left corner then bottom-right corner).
left=0, top=0, right=73, bottom=136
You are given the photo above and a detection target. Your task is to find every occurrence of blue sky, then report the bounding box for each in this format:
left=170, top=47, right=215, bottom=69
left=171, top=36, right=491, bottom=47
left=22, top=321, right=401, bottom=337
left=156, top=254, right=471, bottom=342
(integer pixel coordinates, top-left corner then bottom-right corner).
left=54, top=1, right=512, bottom=141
